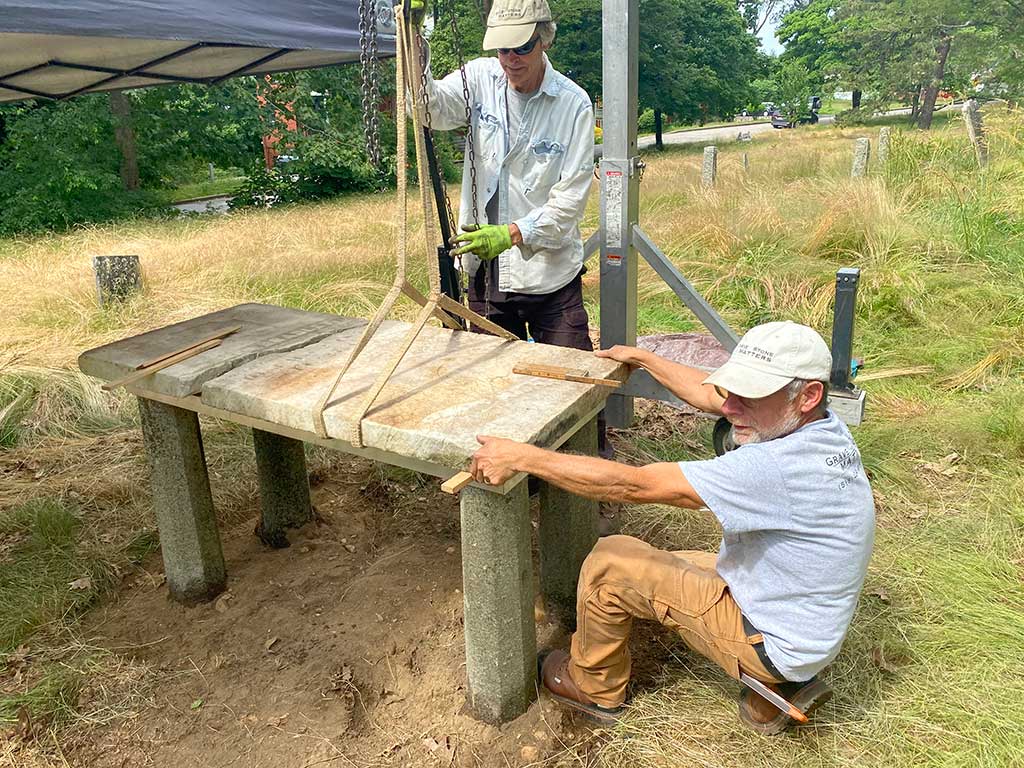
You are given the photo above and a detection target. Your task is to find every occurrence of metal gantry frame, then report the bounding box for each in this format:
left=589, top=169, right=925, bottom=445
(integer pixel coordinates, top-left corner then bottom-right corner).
left=594, top=0, right=864, bottom=427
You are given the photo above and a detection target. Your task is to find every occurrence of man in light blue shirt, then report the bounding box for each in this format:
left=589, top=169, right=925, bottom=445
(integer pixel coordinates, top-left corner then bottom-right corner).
left=469, top=322, right=876, bottom=733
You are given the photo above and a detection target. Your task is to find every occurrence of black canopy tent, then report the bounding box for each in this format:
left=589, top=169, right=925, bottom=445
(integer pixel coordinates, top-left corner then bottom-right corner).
left=0, top=0, right=467, bottom=301
left=0, top=0, right=395, bottom=102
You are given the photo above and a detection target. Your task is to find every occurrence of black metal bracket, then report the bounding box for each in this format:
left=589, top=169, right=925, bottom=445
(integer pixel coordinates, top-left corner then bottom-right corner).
left=830, top=267, right=860, bottom=393
left=421, top=127, right=464, bottom=319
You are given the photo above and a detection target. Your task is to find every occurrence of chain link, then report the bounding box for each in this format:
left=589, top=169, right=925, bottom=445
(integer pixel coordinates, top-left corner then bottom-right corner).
left=358, top=0, right=382, bottom=168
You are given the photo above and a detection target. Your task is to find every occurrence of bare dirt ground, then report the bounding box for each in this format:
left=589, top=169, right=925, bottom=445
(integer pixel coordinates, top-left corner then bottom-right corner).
left=60, top=457, right=656, bottom=768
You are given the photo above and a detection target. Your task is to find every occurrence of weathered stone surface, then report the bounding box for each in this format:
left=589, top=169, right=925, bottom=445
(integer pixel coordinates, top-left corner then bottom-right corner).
left=252, top=429, right=312, bottom=548
left=878, top=126, right=892, bottom=167
left=701, top=146, right=718, bottom=188
left=79, top=303, right=364, bottom=397
left=851, top=137, right=871, bottom=177
left=93, top=255, right=141, bottom=305
left=962, top=99, right=988, bottom=168
left=638, top=332, right=729, bottom=371
left=460, top=482, right=535, bottom=723
left=137, top=397, right=225, bottom=602
left=539, top=417, right=599, bottom=630
left=202, top=319, right=625, bottom=467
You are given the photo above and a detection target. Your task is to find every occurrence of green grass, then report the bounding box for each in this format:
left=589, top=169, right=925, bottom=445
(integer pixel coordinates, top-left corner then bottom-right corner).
left=1, top=109, right=1023, bottom=765
left=159, top=175, right=245, bottom=204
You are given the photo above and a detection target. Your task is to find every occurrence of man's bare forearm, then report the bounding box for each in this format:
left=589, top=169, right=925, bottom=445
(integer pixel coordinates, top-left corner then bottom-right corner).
left=628, top=349, right=724, bottom=414
left=511, top=444, right=701, bottom=508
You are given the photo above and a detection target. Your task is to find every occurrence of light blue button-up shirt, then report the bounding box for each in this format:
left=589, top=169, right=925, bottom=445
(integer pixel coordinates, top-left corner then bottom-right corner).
left=422, top=55, right=595, bottom=295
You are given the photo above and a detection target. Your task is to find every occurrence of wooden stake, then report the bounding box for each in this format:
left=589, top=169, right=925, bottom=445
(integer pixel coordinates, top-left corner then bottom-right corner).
left=102, top=338, right=222, bottom=392
left=441, top=471, right=475, bottom=494
left=134, top=325, right=241, bottom=370
left=513, top=363, right=623, bottom=388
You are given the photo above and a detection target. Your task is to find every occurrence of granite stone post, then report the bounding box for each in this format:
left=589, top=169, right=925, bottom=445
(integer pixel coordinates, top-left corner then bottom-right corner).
left=742, top=152, right=750, bottom=174
left=93, top=255, right=141, bottom=306
left=137, top=397, right=226, bottom=602
left=962, top=99, right=988, bottom=169
left=701, top=146, right=718, bottom=188
left=878, top=127, right=892, bottom=167
left=459, top=482, right=536, bottom=723
left=539, top=417, right=600, bottom=630
left=252, top=429, right=313, bottom=548
left=851, top=138, right=871, bottom=177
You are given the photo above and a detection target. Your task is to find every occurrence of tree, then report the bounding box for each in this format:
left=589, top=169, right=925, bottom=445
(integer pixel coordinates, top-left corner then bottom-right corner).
left=774, top=60, right=813, bottom=122
left=553, top=0, right=759, bottom=143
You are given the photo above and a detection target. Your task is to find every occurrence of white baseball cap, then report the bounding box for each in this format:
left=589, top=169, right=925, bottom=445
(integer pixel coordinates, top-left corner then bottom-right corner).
left=704, top=321, right=832, bottom=399
left=483, top=0, right=552, bottom=50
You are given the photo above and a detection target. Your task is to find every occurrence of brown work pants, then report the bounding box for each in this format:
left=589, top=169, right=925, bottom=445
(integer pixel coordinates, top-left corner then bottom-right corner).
left=568, top=535, right=782, bottom=708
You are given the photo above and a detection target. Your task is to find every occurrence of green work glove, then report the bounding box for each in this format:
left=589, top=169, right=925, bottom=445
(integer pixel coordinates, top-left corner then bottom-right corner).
left=450, top=224, right=513, bottom=261
left=408, top=0, right=428, bottom=25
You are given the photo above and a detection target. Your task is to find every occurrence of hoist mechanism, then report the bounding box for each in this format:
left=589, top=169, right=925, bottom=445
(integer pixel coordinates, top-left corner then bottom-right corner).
left=358, top=0, right=481, bottom=315
left=313, top=0, right=516, bottom=447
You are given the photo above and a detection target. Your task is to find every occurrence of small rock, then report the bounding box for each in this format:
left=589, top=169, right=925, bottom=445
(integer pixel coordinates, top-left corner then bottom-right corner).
left=445, top=546, right=455, bottom=555
left=344, top=544, right=356, bottom=553
left=533, top=730, right=547, bottom=741
left=520, top=745, right=542, bottom=762
left=214, top=593, right=232, bottom=613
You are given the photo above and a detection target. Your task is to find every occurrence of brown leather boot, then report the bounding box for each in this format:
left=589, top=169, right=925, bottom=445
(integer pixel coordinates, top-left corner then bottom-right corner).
left=738, top=677, right=832, bottom=735
left=538, top=650, right=625, bottom=723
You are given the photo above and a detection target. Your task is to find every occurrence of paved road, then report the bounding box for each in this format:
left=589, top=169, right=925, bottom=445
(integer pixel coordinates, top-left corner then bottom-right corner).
left=637, top=115, right=836, bottom=150
left=172, top=195, right=232, bottom=214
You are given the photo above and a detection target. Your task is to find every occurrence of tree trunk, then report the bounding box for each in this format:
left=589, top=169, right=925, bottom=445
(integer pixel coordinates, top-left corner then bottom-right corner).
left=109, top=90, right=140, bottom=191
left=654, top=109, right=664, bottom=151
left=910, top=87, right=922, bottom=120
left=852, top=90, right=862, bottom=109
left=917, top=35, right=952, bottom=130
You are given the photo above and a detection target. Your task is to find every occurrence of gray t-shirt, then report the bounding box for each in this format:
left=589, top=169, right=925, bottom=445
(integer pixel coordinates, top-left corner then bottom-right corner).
left=680, top=412, right=875, bottom=681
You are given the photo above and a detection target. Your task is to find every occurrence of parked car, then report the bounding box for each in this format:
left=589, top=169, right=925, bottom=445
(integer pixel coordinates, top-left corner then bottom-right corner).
left=770, top=96, right=822, bottom=129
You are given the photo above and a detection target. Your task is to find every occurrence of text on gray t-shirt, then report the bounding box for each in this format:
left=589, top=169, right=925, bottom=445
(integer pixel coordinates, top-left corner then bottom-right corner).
left=680, top=412, right=875, bottom=681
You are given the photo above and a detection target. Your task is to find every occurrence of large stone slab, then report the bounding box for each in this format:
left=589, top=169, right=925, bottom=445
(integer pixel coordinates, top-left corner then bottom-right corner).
left=202, top=319, right=626, bottom=467
left=78, top=303, right=364, bottom=397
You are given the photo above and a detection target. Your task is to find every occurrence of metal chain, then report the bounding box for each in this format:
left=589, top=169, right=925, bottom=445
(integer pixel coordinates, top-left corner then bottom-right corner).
left=449, top=2, right=480, bottom=227
left=367, top=1, right=382, bottom=166
left=358, top=0, right=382, bottom=168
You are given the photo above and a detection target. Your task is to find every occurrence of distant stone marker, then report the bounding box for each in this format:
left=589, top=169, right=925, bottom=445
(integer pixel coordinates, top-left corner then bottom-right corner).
left=878, top=127, right=892, bottom=167
left=743, top=152, right=750, bottom=173
left=702, top=146, right=718, bottom=188
left=962, top=99, right=988, bottom=169
left=851, top=138, right=871, bottom=177
left=93, top=255, right=141, bottom=306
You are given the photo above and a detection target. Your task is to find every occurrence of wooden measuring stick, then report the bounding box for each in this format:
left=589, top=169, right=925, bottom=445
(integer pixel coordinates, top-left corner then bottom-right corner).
left=441, top=471, right=475, bottom=494
left=134, top=325, right=241, bottom=370
left=513, top=363, right=623, bottom=388
left=102, top=338, right=222, bottom=392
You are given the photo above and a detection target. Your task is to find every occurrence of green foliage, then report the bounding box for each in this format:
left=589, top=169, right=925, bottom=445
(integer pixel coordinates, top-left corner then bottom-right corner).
left=0, top=96, right=166, bottom=236
left=553, top=0, right=760, bottom=122
left=774, top=60, right=813, bottom=122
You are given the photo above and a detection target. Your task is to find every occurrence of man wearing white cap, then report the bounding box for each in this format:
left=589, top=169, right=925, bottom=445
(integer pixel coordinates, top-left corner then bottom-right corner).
left=411, top=0, right=605, bottom=448
left=469, top=321, right=875, bottom=733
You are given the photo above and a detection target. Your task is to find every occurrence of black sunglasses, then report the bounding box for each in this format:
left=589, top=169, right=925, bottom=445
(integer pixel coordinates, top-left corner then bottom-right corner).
left=498, top=36, right=541, bottom=56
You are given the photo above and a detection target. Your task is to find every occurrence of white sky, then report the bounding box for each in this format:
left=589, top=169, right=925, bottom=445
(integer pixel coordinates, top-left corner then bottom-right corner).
left=758, top=16, right=783, bottom=55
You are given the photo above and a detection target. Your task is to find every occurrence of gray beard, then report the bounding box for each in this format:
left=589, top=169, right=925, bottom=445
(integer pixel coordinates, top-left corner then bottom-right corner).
left=737, top=410, right=806, bottom=445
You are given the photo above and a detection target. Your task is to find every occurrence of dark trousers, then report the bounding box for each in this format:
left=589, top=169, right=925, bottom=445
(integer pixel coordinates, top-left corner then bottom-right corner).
left=468, top=266, right=611, bottom=458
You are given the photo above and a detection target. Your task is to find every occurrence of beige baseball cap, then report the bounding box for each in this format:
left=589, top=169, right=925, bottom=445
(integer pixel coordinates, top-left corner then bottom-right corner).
left=704, top=321, right=832, bottom=399
left=482, top=0, right=552, bottom=50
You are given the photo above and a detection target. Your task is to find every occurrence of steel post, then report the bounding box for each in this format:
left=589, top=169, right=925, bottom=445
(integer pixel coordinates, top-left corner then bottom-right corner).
left=599, top=0, right=640, bottom=429
left=830, top=268, right=860, bottom=393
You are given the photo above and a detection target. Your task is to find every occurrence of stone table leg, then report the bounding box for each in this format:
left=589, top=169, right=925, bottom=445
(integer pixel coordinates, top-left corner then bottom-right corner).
left=460, top=482, right=536, bottom=723
left=137, top=397, right=225, bottom=602
left=252, top=429, right=313, bottom=548
left=539, top=417, right=600, bottom=630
